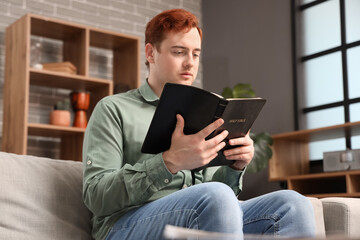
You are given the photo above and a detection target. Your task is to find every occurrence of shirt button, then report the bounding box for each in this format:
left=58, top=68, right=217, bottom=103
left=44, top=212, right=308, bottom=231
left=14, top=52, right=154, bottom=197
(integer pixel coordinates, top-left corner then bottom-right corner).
left=164, top=179, right=169, bottom=184
left=182, top=184, right=188, bottom=189
left=86, top=160, right=92, bottom=165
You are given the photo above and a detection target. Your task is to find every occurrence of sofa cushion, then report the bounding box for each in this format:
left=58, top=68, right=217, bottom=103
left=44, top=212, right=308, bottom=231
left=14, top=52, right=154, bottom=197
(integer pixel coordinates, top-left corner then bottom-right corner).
left=0, top=152, right=92, bottom=240
left=321, top=197, right=360, bottom=237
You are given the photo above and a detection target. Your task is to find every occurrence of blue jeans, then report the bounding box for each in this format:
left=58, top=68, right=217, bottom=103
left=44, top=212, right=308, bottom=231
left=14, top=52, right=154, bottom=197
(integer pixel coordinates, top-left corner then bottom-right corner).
left=106, top=182, right=316, bottom=239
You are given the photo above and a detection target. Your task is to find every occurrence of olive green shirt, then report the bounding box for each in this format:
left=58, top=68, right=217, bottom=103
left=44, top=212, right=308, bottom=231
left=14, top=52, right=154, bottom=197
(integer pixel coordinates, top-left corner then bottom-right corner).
left=82, top=81, right=245, bottom=240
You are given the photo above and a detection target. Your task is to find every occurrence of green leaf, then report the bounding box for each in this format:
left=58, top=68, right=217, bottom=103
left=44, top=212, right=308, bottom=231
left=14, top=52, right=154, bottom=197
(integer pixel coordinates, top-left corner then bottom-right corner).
left=54, top=99, right=71, bottom=110
left=246, top=132, right=273, bottom=173
left=232, top=83, right=256, bottom=98
left=221, top=87, right=233, bottom=98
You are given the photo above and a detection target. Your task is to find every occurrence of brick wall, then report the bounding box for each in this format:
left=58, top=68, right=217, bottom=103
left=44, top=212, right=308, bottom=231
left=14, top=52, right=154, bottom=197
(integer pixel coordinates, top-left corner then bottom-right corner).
left=0, top=0, right=202, bottom=158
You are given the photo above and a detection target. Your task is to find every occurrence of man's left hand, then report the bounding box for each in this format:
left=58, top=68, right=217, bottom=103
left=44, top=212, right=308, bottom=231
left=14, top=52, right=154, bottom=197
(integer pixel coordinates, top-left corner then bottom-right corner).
left=223, top=132, right=254, bottom=170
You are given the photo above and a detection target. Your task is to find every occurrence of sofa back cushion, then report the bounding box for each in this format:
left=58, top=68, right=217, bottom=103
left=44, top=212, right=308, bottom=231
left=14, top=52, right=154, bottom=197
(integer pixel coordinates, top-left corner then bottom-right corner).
left=321, top=197, right=360, bottom=237
left=0, top=152, right=92, bottom=240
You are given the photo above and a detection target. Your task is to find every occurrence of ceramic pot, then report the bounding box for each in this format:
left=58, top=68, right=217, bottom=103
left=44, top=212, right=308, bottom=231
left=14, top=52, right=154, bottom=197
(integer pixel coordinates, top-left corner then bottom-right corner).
left=50, top=110, right=71, bottom=126
left=71, top=91, right=90, bottom=110
left=70, top=91, right=90, bottom=128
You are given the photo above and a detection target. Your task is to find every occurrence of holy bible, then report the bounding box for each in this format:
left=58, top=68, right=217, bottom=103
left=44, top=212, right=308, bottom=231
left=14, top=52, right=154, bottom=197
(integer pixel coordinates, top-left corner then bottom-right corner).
left=141, top=83, right=266, bottom=170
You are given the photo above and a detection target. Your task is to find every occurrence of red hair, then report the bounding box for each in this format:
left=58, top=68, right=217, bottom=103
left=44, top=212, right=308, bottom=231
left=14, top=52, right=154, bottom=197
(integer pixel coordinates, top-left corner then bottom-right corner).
left=145, top=9, right=202, bottom=66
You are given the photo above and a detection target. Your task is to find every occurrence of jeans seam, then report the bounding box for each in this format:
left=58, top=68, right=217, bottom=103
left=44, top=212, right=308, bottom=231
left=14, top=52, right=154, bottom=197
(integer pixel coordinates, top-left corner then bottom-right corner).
left=110, top=208, right=199, bottom=231
left=243, top=214, right=281, bottom=236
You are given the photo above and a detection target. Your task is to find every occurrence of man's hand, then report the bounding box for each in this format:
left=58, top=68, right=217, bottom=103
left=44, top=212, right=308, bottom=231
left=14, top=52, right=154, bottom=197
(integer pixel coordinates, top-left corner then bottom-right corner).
left=163, top=114, right=228, bottom=174
left=223, top=132, right=254, bottom=170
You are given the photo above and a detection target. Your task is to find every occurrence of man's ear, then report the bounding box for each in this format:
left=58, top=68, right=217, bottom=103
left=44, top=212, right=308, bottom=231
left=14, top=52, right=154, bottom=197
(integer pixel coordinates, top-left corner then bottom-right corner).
left=145, top=43, right=155, bottom=64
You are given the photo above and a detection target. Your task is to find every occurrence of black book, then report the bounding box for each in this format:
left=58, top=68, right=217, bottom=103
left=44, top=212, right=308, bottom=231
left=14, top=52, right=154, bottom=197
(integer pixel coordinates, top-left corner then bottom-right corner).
left=141, top=83, right=266, bottom=170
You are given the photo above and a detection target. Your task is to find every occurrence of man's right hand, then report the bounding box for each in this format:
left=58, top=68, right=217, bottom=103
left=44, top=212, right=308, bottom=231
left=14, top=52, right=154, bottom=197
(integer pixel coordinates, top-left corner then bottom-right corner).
left=162, top=114, right=229, bottom=174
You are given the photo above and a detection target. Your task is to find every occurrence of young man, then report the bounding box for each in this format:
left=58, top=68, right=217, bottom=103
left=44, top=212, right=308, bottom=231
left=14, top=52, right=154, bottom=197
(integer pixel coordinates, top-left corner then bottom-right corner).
left=83, top=9, right=316, bottom=240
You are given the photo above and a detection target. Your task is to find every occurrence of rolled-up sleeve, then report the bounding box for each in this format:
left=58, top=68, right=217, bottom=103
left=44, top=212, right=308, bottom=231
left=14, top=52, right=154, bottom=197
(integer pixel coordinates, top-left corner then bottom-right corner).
left=82, top=99, right=174, bottom=217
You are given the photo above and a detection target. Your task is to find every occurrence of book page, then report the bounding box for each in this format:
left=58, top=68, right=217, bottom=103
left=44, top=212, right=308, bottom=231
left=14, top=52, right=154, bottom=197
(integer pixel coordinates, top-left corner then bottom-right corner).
left=163, top=225, right=287, bottom=240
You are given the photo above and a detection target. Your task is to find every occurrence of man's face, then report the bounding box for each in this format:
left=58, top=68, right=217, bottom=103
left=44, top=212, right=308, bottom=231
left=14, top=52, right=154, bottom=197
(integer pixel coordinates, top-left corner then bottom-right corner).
left=149, top=27, right=201, bottom=88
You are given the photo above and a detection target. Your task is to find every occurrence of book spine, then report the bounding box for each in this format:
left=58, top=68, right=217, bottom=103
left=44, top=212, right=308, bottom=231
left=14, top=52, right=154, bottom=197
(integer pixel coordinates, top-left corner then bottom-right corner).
left=214, top=99, right=228, bottom=119
left=204, top=98, right=228, bottom=141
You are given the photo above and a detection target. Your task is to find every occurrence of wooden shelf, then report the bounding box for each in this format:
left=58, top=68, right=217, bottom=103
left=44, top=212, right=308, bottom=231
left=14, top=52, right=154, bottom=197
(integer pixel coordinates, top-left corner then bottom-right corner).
left=288, top=170, right=360, bottom=180
left=269, top=121, right=360, bottom=198
left=28, top=123, right=85, bottom=137
left=31, top=15, right=85, bottom=40
left=272, top=121, right=360, bottom=142
left=2, top=14, right=140, bottom=161
left=304, top=192, right=360, bottom=198
left=90, top=29, right=138, bottom=50
left=30, top=68, right=112, bottom=91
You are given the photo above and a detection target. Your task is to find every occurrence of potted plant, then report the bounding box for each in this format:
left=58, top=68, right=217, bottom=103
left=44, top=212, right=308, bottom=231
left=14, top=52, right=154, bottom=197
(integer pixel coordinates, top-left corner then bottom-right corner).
left=50, top=99, right=71, bottom=127
left=222, top=83, right=273, bottom=173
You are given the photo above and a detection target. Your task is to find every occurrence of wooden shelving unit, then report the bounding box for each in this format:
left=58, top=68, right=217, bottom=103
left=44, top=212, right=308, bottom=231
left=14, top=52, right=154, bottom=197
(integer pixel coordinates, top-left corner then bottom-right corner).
left=269, top=121, right=360, bottom=198
left=2, top=14, right=140, bottom=161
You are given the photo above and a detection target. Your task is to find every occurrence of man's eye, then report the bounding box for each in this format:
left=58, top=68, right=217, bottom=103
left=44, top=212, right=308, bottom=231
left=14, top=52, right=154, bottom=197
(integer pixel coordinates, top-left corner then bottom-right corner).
left=173, top=51, right=184, bottom=55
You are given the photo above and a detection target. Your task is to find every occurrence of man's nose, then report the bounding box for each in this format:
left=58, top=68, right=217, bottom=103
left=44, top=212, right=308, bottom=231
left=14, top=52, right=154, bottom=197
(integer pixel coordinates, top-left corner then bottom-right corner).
left=183, top=54, right=194, bottom=68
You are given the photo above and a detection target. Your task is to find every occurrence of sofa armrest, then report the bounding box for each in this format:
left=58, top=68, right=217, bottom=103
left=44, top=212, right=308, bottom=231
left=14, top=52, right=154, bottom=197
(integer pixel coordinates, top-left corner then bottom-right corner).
left=307, top=197, right=326, bottom=237
left=321, top=197, right=360, bottom=237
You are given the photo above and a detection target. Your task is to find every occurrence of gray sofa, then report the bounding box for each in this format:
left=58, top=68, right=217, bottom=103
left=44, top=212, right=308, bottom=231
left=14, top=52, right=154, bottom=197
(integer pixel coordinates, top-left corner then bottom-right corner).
left=0, top=151, right=92, bottom=239
left=0, top=151, right=359, bottom=239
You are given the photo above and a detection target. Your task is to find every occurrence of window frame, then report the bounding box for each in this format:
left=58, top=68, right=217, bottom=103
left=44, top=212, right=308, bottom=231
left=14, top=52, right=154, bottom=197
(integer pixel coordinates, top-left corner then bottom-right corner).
left=291, top=0, right=360, bottom=150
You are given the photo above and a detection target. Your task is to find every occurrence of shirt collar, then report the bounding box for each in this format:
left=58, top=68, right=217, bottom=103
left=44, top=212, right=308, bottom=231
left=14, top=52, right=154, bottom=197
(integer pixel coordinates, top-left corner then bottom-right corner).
left=139, top=79, right=159, bottom=103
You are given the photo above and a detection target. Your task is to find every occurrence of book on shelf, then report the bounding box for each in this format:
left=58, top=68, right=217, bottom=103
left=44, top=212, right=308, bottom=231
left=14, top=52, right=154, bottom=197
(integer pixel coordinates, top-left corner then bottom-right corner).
left=42, top=61, right=77, bottom=75
left=141, top=83, right=266, bottom=170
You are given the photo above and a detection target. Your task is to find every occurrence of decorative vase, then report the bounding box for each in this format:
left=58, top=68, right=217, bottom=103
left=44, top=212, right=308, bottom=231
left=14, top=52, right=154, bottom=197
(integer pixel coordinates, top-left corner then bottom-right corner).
left=30, top=42, right=43, bottom=69
left=50, top=110, right=71, bottom=126
left=70, top=91, right=90, bottom=128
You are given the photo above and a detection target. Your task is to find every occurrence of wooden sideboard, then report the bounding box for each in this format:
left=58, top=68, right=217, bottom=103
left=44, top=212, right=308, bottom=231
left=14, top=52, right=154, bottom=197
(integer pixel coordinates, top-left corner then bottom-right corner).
left=269, top=121, right=360, bottom=198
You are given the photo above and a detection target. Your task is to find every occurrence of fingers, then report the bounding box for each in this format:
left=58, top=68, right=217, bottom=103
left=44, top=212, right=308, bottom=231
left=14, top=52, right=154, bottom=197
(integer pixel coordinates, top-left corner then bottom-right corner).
left=225, top=134, right=254, bottom=157
left=173, top=114, right=185, bottom=137
left=213, top=138, right=227, bottom=153
left=224, top=145, right=253, bottom=171
left=223, top=133, right=254, bottom=169
left=197, top=118, right=224, bottom=139
left=199, top=119, right=228, bottom=153
left=209, top=129, right=228, bottom=146
left=196, top=121, right=228, bottom=161
left=228, top=134, right=252, bottom=146
left=224, top=144, right=254, bottom=159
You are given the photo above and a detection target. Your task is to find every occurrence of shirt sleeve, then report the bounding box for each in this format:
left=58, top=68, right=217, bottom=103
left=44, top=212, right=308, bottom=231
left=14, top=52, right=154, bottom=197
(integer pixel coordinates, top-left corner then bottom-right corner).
left=201, top=166, right=246, bottom=196
left=82, top=100, right=174, bottom=217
